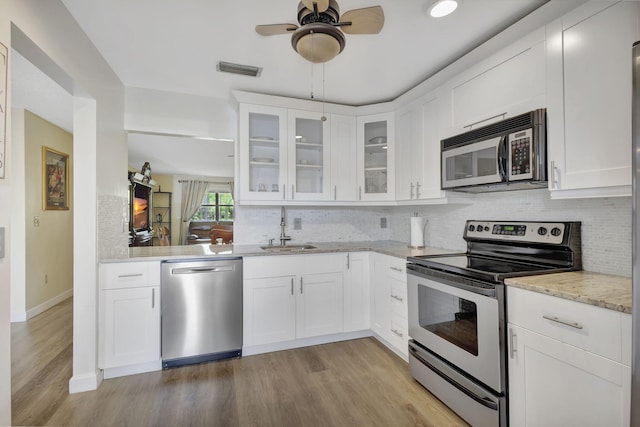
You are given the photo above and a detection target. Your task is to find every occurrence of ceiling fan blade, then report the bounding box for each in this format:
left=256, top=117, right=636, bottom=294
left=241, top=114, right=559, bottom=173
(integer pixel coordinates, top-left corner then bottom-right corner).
left=255, top=23, right=298, bottom=36
left=340, top=6, right=384, bottom=35
left=301, top=0, right=329, bottom=13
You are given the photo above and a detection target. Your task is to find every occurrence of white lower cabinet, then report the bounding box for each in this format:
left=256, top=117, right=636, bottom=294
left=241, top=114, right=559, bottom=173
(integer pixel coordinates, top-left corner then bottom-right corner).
left=343, top=252, right=371, bottom=332
left=243, top=275, right=296, bottom=346
left=371, top=253, right=409, bottom=358
left=507, top=286, right=631, bottom=426
left=243, top=254, right=346, bottom=349
left=99, top=261, right=161, bottom=377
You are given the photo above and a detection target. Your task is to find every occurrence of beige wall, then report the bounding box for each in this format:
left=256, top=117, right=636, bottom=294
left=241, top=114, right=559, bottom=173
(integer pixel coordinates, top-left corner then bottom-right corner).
left=24, top=110, right=73, bottom=310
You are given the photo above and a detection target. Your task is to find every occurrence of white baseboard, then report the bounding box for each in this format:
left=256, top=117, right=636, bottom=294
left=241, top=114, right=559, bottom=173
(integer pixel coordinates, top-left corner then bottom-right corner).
left=69, top=370, right=103, bottom=394
left=13, top=288, right=73, bottom=323
left=242, top=330, right=373, bottom=356
left=103, top=360, right=162, bottom=379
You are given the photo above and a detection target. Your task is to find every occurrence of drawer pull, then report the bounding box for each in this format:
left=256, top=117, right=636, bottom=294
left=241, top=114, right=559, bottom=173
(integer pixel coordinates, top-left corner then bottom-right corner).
left=117, top=273, right=143, bottom=279
left=542, top=315, right=583, bottom=330
left=390, top=294, right=404, bottom=302
left=391, top=328, right=404, bottom=338
left=390, top=266, right=403, bottom=272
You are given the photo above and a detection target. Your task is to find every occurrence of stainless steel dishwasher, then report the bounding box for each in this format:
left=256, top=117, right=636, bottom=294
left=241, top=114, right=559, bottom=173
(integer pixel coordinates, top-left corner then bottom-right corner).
left=161, top=257, right=242, bottom=368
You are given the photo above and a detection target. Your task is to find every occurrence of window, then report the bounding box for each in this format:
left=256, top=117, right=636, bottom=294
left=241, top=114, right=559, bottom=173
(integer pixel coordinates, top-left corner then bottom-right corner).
left=191, top=191, right=234, bottom=222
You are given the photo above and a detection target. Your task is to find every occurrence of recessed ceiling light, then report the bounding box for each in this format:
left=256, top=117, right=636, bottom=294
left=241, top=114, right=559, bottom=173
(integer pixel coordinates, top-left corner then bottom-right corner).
left=429, top=0, right=458, bottom=18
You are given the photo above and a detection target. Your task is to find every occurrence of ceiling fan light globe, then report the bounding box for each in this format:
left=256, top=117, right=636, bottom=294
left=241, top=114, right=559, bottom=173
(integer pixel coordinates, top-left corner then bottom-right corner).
left=297, top=33, right=341, bottom=63
left=429, top=0, right=458, bottom=18
left=291, top=23, right=345, bottom=63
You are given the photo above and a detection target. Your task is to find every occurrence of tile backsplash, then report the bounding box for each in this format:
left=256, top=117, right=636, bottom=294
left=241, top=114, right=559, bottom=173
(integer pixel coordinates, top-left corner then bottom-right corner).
left=235, top=189, right=631, bottom=277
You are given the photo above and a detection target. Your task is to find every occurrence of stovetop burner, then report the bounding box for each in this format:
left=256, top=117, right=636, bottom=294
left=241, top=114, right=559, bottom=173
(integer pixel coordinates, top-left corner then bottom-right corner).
left=407, top=221, right=582, bottom=284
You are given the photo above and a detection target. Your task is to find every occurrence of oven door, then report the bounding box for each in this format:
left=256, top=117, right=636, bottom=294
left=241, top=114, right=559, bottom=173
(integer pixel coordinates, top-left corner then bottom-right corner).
left=407, top=268, right=504, bottom=393
left=441, top=136, right=506, bottom=189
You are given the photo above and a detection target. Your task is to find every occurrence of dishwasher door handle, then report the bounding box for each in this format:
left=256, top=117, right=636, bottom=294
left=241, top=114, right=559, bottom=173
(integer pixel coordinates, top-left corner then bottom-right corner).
left=171, top=266, right=234, bottom=274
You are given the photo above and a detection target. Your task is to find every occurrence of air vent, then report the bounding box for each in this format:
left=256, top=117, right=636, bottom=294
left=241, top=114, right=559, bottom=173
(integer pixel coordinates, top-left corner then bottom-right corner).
left=216, top=61, right=262, bottom=77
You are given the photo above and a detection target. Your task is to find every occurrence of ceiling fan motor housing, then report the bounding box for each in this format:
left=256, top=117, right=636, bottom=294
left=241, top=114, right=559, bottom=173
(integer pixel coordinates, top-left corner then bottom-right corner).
left=297, top=0, right=340, bottom=25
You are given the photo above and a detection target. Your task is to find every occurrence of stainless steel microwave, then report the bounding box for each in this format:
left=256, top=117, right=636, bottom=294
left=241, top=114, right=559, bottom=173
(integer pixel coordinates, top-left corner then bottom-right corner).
left=441, top=109, right=547, bottom=192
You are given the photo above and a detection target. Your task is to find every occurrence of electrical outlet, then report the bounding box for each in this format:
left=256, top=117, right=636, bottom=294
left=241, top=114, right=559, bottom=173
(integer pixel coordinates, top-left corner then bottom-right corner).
left=33, top=216, right=40, bottom=227
left=380, top=217, right=387, bottom=228
left=45, top=274, right=48, bottom=285
left=294, top=218, right=302, bottom=230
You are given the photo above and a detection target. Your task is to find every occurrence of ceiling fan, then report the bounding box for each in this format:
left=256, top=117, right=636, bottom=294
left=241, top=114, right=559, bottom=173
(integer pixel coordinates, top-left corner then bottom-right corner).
left=255, top=0, right=385, bottom=63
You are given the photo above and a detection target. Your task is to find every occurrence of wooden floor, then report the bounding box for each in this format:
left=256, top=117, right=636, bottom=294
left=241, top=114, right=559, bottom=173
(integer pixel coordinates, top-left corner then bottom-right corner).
left=12, top=298, right=467, bottom=427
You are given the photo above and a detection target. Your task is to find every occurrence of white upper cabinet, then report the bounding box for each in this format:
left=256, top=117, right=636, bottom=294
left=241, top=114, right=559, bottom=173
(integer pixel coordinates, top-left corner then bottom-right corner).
left=440, top=29, right=547, bottom=138
left=288, top=109, right=331, bottom=201
left=395, top=97, right=445, bottom=202
left=239, top=104, right=288, bottom=201
left=547, top=1, right=640, bottom=198
left=330, top=114, right=358, bottom=201
left=357, top=113, right=395, bottom=201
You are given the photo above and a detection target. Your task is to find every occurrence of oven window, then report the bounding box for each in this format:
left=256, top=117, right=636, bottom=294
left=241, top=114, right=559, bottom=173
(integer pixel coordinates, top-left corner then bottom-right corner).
left=418, top=285, right=478, bottom=356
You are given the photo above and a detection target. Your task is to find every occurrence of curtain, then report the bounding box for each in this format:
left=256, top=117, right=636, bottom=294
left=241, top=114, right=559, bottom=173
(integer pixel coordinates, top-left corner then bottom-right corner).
left=178, top=180, right=210, bottom=245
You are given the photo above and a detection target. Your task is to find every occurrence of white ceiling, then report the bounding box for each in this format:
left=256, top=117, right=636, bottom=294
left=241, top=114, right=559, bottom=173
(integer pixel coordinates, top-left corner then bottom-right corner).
left=59, top=0, right=549, bottom=106
left=15, top=0, right=580, bottom=177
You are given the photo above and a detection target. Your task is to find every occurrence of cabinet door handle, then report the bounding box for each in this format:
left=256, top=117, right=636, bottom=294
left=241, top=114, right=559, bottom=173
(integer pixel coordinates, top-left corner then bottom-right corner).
left=334, top=186, right=337, bottom=201
left=390, top=266, right=403, bottom=272
left=151, top=288, right=155, bottom=309
left=464, top=112, right=507, bottom=130
left=391, top=328, right=404, bottom=338
left=117, top=273, right=143, bottom=279
left=347, top=253, right=350, bottom=270
left=283, top=184, right=286, bottom=200
left=542, top=314, right=583, bottom=330
left=416, top=181, right=421, bottom=198
left=291, top=277, right=294, bottom=296
left=292, top=184, right=295, bottom=200
left=300, top=277, right=303, bottom=294
left=550, top=161, right=560, bottom=189
left=359, top=186, right=362, bottom=200
left=509, top=328, right=516, bottom=359
left=391, top=294, right=404, bottom=302
left=410, top=182, right=415, bottom=199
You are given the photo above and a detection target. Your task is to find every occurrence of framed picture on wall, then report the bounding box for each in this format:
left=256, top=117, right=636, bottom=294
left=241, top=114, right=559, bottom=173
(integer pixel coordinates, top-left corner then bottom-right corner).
left=43, top=146, right=69, bottom=210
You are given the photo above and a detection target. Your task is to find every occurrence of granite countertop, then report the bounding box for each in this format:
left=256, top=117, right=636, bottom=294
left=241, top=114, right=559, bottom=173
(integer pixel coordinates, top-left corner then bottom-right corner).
left=505, top=271, right=632, bottom=314
left=116, top=240, right=458, bottom=263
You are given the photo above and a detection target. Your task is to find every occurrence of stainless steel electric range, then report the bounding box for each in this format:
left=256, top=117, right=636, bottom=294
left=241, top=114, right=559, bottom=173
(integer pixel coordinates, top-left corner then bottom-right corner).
left=406, top=220, right=582, bottom=427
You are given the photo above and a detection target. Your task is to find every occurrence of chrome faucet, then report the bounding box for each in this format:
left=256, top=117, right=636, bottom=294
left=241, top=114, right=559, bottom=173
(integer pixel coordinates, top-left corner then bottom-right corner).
left=279, top=206, right=291, bottom=246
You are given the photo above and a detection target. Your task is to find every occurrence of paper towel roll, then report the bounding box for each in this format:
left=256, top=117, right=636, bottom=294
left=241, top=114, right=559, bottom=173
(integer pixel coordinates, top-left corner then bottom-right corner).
left=410, top=216, right=426, bottom=248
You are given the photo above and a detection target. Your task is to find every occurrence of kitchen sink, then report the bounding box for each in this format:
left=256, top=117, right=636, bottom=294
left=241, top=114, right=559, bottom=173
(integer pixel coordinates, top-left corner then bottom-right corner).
left=260, top=244, right=317, bottom=252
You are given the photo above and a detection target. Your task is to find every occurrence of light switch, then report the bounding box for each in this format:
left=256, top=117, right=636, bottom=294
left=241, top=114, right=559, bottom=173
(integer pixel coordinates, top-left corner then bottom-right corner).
left=0, top=227, right=4, bottom=258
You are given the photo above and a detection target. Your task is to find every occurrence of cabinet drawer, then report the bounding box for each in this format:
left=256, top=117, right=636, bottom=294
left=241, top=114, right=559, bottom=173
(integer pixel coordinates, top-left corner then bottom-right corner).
left=386, top=256, right=406, bottom=281
left=388, top=314, right=409, bottom=356
left=244, top=253, right=344, bottom=279
left=100, top=261, right=161, bottom=290
left=390, top=279, right=407, bottom=318
left=508, top=286, right=625, bottom=363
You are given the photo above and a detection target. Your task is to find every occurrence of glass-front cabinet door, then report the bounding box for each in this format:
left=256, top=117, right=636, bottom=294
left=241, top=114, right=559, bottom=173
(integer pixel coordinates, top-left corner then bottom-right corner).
left=239, top=104, right=288, bottom=201
left=357, top=113, right=395, bottom=201
left=288, top=110, right=331, bottom=201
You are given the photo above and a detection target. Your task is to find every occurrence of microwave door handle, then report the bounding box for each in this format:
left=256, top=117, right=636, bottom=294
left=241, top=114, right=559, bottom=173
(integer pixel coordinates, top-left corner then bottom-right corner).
left=497, top=135, right=508, bottom=182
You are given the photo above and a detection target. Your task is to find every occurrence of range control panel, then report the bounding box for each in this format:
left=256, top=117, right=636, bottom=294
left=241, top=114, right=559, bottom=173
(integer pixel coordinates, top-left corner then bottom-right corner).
left=464, top=221, right=567, bottom=244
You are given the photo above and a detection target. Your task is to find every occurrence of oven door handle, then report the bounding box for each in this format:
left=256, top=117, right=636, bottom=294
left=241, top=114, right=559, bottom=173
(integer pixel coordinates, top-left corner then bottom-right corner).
left=409, top=342, right=499, bottom=411
left=407, top=265, right=497, bottom=298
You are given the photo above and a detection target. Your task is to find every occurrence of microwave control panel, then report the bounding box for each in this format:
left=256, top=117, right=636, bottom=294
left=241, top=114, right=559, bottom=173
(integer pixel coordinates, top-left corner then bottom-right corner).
left=509, top=128, right=532, bottom=179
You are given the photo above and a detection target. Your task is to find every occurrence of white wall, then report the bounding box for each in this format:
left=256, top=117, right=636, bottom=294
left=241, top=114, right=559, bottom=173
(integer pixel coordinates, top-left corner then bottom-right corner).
left=0, top=0, right=126, bottom=415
